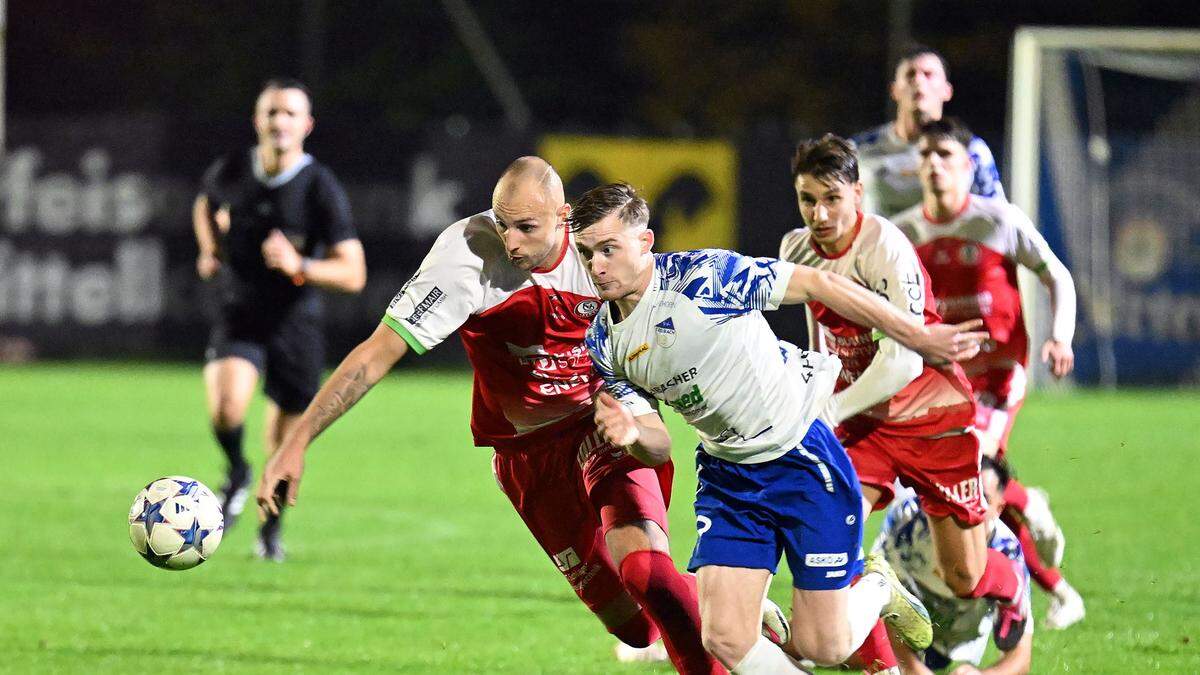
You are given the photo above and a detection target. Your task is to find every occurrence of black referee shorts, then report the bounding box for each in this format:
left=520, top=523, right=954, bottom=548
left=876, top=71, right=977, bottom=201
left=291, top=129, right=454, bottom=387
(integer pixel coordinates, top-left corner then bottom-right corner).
left=205, top=308, right=325, bottom=414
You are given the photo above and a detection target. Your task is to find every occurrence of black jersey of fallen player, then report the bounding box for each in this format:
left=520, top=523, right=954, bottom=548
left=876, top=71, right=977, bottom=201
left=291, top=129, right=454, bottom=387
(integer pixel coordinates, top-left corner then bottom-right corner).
left=202, top=149, right=356, bottom=321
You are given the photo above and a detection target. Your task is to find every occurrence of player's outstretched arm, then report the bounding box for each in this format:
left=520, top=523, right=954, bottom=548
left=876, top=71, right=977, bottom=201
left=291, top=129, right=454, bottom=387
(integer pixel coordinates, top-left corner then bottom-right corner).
left=1037, top=260, right=1077, bottom=380
left=782, top=265, right=987, bottom=363
left=257, top=323, right=409, bottom=517
left=594, top=391, right=672, bottom=466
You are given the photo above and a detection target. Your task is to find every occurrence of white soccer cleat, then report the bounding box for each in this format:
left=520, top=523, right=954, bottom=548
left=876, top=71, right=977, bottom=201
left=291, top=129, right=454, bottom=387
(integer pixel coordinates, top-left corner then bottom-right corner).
left=761, top=595, right=791, bottom=646
left=864, top=552, right=933, bottom=651
left=614, top=639, right=669, bottom=663
left=1022, top=487, right=1066, bottom=567
left=1045, top=579, right=1086, bottom=630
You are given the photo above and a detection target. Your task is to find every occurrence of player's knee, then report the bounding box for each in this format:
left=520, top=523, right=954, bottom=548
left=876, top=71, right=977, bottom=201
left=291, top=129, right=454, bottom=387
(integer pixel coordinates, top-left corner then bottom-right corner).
left=791, top=629, right=853, bottom=666
left=211, top=400, right=247, bottom=429
left=943, top=563, right=984, bottom=597
left=701, top=623, right=757, bottom=667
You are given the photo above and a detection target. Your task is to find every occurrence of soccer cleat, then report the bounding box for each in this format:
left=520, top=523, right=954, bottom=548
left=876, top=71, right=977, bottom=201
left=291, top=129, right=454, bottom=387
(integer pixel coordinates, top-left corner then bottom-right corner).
left=864, top=552, right=933, bottom=651
left=1022, top=487, right=1065, bottom=568
left=992, top=575, right=1031, bottom=651
left=761, top=595, right=791, bottom=646
left=1045, top=579, right=1086, bottom=630
left=613, top=639, right=668, bottom=663
left=218, top=464, right=251, bottom=530
left=255, top=516, right=286, bottom=562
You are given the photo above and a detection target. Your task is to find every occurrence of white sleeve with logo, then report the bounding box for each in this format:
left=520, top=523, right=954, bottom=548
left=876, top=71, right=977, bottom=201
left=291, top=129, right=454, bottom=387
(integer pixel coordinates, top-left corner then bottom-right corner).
left=1004, top=204, right=1077, bottom=344
left=382, top=219, right=485, bottom=354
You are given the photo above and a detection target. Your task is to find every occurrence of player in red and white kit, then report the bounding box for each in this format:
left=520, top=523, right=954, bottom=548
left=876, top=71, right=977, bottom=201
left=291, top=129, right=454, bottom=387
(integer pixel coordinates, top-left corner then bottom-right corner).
left=893, top=118, right=1086, bottom=630
left=254, top=157, right=729, bottom=674
left=779, top=135, right=1032, bottom=670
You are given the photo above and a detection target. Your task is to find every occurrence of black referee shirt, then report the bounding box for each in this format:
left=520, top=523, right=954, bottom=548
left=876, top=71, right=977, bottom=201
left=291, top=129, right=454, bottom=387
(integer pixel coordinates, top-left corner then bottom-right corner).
left=202, top=149, right=357, bottom=322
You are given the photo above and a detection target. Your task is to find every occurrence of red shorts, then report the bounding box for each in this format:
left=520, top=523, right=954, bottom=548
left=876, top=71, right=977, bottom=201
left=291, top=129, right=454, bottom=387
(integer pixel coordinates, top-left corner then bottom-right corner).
left=491, top=415, right=673, bottom=614
left=969, top=364, right=1027, bottom=457
left=841, top=421, right=985, bottom=526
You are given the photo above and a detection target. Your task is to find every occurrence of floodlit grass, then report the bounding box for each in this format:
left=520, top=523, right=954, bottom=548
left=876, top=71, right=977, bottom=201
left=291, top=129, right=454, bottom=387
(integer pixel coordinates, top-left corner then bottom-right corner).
left=1, top=363, right=1196, bottom=672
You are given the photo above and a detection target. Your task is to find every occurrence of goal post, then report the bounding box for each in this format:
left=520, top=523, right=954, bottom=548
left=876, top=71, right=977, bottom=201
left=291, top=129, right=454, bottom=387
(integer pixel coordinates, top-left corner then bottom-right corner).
left=1007, top=27, right=1200, bottom=387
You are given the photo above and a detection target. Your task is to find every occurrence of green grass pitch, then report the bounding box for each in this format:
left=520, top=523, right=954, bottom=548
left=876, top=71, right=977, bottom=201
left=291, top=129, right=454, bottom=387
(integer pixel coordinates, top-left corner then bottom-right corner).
left=1, top=363, right=1197, bottom=673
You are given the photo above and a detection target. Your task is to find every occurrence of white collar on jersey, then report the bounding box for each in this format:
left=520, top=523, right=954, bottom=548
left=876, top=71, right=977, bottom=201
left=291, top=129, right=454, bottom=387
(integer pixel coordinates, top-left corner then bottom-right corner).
left=251, top=149, right=314, bottom=188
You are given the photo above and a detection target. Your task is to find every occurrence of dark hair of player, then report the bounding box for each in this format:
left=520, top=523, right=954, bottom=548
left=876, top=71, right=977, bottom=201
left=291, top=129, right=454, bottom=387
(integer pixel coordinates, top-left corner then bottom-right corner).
left=790, top=133, right=859, bottom=184
left=917, top=116, right=975, bottom=150
left=567, top=182, right=650, bottom=233
left=980, top=454, right=1012, bottom=490
left=259, top=77, right=314, bottom=112
left=895, top=43, right=951, bottom=81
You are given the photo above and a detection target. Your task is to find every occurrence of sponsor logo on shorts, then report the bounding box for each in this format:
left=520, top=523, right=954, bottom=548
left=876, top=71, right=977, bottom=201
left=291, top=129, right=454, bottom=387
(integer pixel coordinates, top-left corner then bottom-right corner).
left=405, top=287, right=445, bottom=325
left=575, top=299, right=600, bottom=318
left=804, top=552, right=848, bottom=568
left=654, top=317, right=677, bottom=348
left=825, top=570, right=848, bottom=579
left=935, top=476, right=983, bottom=505
left=552, top=547, right=582, bottom=573
left=627, top=342, right=650, bottom=362
left=695, top=515, right=712, bottom=538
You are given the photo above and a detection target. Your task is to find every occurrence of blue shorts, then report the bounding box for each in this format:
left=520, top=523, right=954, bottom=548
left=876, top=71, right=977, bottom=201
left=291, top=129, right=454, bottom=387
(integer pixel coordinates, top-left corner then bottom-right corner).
left=688, top=419, right=864, bottom=591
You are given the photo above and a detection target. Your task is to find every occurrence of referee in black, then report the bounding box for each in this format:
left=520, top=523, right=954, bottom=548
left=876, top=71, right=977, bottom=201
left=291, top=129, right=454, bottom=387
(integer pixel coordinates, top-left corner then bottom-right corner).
left=193, top=78, right=366, bottom=561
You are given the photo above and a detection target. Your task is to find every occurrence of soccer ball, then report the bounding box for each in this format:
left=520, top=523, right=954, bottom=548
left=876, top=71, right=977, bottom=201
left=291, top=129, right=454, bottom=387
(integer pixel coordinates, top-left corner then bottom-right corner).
left=128, top=476, right=224, bottom=570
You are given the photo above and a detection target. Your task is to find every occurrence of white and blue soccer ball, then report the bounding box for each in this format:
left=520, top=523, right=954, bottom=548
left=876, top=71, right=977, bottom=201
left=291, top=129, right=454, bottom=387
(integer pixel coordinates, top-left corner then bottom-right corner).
left=128, top=476, right=224, bottom=570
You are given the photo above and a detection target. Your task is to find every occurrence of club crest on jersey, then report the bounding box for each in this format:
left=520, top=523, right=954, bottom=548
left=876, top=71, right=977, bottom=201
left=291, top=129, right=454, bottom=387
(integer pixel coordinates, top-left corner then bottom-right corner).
left=654, top=317, right=677, bottom=348
left=574, top=299, right=600, bottom=319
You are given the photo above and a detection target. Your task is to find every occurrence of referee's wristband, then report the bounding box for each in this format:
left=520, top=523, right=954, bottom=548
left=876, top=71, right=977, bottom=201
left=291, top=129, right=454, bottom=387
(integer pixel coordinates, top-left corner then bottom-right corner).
left=291, top=258, right=311, bottom=286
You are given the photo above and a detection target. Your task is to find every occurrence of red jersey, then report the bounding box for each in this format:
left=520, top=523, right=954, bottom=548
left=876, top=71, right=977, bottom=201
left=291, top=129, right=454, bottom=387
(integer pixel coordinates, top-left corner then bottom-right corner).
left=383, top=211, right=601, bottom=447
left=894, top=195, right=1061, bottom=373
left=780, top=212, right=974, bottom=437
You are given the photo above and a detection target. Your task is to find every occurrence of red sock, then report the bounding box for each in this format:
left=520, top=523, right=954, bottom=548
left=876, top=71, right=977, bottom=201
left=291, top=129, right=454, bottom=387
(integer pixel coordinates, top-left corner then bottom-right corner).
left=1004, top=512, right=1064, bottom=592
left=619, top=550, right=724, bottom=675
left=1002, top=479, right=1029, bottom=511
left=967, top=548, right=1022, bottom=603
left=849, top=619, right=898, bottom=672
left=610, top=609, right=660, bottom=648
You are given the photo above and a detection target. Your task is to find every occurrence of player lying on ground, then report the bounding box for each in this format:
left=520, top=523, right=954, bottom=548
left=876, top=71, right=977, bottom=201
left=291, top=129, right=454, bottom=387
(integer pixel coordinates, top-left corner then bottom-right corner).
left=193, top=77, right=366, bottom=561
left=570, top=182, right=987, bottom=674
left=258, top=156, right=775, bottom=674
left=893, top=118, right=1084, bottom=630
left=779, top=134, right=1033, bottom=668
left=852, top=44, right=1004, bottom=218
left=874, top=456, right=1033, bottom=674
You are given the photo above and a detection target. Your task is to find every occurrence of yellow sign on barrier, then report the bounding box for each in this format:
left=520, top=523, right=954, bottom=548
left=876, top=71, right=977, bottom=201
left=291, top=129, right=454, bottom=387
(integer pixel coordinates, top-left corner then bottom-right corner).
left=538, top=135, right=737, bottom=251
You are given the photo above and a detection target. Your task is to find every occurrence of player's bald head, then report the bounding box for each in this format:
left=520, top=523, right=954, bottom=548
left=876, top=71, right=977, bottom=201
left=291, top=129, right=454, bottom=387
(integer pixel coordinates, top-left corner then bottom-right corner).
left=493, top=156, right=565, bottom=212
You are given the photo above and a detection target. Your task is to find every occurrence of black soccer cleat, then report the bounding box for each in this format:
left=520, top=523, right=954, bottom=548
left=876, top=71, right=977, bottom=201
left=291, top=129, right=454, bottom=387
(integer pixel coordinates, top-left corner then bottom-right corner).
left=255, top=514, right=286, bottom=563
left=218, top=464, right=251, bottom=529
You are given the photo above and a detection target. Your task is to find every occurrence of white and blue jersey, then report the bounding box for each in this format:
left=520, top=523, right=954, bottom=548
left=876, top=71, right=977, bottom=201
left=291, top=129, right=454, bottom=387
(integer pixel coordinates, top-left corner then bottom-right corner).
left=872, top=490, right=1032, bottom=665
left=853, top=123, right=1005, bottom=218
left=585, top=249, right=840, bottom=464
left=584, top=249, right=862, bottom=588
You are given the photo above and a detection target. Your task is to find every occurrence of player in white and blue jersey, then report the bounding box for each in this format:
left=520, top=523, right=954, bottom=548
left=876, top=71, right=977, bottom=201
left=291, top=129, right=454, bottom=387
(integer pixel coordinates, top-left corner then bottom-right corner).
left=569, top=183, right=988, bottom=674
left=853, top=45, right=1004, bottom=218
left=873, top=456, right=1033, bottom=674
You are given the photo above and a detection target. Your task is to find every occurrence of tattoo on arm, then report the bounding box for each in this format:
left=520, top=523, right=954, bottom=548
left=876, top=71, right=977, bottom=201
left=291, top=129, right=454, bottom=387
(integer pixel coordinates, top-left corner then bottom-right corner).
left=308, top=364, right=372, bottom=438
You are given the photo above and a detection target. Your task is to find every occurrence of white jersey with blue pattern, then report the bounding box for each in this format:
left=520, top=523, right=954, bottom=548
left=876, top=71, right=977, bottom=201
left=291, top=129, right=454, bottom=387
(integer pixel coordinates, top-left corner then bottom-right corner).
left=872, top=490, right=1032, bottom=664
left=853, top=122, right=1005, bottom=218
left=585, top=249, right=842, bottom=464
